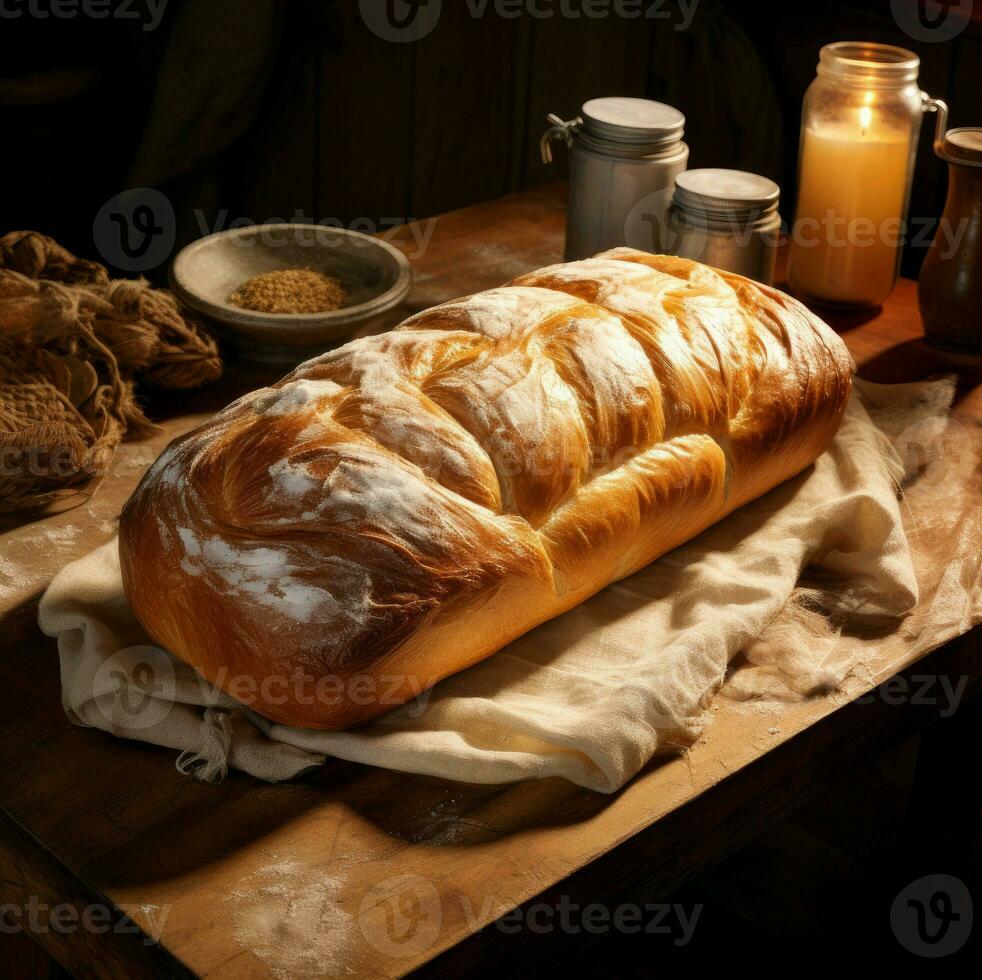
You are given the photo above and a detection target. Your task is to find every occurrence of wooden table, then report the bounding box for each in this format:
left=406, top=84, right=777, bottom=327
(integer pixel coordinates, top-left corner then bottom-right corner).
left=1, top=186, right=980, bottom=979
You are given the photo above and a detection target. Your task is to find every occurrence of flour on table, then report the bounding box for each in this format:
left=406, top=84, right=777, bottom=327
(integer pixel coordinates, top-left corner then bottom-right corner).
left=228, top=859, right=353, bottom=980
left=0, top=521, right=85, bottom=600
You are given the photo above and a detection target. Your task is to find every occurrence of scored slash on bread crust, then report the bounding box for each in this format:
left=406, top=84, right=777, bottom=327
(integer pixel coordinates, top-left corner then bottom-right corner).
left=119, top=249, right=853, bottom=729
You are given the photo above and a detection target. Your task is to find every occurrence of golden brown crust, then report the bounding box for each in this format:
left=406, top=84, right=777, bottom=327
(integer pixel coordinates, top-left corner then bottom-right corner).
left=119, top=250, right=853, bottom=728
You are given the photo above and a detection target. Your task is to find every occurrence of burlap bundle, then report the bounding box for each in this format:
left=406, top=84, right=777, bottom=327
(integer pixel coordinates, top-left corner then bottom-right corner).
left=0, top=231, right=222, bottom=516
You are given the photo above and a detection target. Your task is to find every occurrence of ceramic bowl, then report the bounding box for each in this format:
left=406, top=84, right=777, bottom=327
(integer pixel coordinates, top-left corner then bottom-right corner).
left=170, top=224, right=412, bottom=361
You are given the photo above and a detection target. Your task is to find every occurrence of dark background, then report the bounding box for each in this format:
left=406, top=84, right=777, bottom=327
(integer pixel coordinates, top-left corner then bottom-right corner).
left=2, top=0, right=981, bottom=282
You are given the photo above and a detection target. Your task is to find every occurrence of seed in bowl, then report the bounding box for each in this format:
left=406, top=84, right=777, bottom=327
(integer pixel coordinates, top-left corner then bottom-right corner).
left=228, top=268, right=347, bottom=314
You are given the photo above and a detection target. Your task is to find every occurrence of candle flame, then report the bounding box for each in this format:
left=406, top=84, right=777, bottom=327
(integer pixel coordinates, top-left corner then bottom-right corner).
left=859, top=105, right=872, bottom=136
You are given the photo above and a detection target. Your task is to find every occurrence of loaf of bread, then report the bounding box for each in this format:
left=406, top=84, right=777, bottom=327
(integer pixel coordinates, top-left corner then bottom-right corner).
left=120, top=249, right=852, bottom=729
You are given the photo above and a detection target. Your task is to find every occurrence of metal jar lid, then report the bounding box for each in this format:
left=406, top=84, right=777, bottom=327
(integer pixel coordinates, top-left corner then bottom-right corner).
left=580, top=97, right=685, bottom=153
left=936, top=127, right=982, bottom=167
left=672, top=168, right=781, bottom=222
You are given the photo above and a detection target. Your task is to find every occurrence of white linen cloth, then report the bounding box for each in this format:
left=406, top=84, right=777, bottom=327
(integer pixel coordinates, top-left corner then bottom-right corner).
left=38, top=380, right=982, bottom=793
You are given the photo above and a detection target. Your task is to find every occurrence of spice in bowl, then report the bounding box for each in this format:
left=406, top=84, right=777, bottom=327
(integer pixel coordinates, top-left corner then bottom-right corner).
left=228, top=268, right=347, bottom=314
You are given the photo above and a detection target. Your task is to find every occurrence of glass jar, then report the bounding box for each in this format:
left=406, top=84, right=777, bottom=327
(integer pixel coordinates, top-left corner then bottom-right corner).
left=666, top=168, right=782, bottom=284
left=787, top=42, right=947, bottom=309
left=541, top=97, right=688, bottom=261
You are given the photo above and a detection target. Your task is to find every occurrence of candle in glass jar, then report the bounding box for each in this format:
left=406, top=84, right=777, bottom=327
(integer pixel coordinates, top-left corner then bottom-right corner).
left=789, top=105, right=911, bottom=307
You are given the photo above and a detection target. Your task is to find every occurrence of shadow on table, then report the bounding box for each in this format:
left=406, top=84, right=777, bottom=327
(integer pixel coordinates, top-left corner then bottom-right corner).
left=0, top=597, right=640, bottom=890
left=0, top=577, right=685, bottom=889
left=137, top=356, right=286, bottom=425
left=857, top=337, right=982, bottom=394
left=51, top=738, right=646, bottom=888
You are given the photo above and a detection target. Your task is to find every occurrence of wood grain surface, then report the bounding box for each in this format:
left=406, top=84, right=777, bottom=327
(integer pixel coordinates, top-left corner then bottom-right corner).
left=0, top=185, right=979, bottom=979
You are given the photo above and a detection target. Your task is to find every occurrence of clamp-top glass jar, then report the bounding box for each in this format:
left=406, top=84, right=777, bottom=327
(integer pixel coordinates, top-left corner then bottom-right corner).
left=542, top=97, right=688, bottom=261
left=787, top=42, right=947, bottom=308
